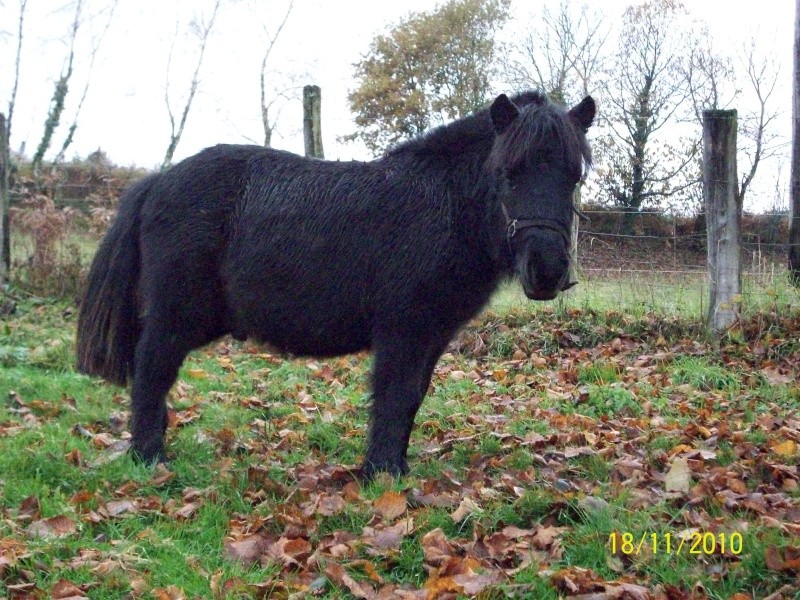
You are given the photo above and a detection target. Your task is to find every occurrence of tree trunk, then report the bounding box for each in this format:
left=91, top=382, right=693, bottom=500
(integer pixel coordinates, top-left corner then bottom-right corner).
left=703, top=109, right=740, bottom=333
left=0, top=113, right=9, bottom=281
left=790, top=0, right=800, bottom=284
left=303, top=85, right=324, bottom=159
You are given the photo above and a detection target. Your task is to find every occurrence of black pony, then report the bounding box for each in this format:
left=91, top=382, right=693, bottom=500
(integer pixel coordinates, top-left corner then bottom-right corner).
left=76, top=91, right=595, bottom=477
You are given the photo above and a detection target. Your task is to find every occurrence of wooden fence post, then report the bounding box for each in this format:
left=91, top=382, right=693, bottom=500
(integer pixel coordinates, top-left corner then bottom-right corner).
left=703, top=109, right=741, bottom=332
left=0, top=112, right=9, bottom=282
left=303, top=85, right=324, bottom=159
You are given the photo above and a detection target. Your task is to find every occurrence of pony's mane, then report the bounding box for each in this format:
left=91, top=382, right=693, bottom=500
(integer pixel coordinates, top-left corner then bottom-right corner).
left=386, top=90, right=592, bottom=180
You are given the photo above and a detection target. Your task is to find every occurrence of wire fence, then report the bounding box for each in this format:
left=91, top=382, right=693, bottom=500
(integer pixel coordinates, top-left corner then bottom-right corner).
left=567, top=209, right=798, bottom=319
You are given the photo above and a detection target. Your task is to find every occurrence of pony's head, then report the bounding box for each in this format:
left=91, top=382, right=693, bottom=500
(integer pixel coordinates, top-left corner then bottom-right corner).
left=487, top=92, right=595, bottom=300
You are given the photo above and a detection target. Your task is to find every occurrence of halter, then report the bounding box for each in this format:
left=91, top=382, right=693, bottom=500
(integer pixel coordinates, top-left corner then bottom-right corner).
left=499, top=202, right=578, bottom=291
left=500, top=202, right=570, bottom=249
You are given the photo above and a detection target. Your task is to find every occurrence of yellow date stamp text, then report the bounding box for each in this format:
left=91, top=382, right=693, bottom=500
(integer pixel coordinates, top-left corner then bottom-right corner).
left=608, top=531, right=743, bottom=556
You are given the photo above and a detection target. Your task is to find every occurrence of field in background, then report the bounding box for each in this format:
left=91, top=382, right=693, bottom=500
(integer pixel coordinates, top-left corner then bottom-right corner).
left=493, top=269, right=799, bottom=321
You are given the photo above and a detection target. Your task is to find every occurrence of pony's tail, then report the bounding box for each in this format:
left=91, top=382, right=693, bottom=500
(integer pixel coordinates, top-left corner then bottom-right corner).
left=76, top=174, right=158, bottom=386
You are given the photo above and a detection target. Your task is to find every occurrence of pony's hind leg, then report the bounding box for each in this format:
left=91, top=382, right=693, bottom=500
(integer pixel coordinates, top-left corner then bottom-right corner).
left=129, top=258, right=230, bottom=462
left=129, top=319, right=188, bottom=462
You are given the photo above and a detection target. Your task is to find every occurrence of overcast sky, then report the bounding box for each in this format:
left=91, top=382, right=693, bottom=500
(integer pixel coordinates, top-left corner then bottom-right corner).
left=0, top=0, right=794, bottom=209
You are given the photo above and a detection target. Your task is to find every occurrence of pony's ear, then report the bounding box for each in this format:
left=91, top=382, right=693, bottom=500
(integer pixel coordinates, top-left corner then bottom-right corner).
left=490, top=94, right=520, bottom=134
left=568, top=96, right=596, bottom=132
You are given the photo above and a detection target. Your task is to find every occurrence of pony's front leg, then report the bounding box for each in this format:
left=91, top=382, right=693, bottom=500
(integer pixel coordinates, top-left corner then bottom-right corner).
left=363, top=338, right=441, bottom=478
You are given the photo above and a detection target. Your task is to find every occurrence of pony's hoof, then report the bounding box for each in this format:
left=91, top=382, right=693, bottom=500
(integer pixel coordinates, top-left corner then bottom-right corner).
left=129, top=443, right=168, bottom=465
left=360, top=457, right=409, bottom=481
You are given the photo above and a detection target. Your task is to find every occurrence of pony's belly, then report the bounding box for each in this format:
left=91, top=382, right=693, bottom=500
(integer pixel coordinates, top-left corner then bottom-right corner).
left=236, top=301, right=372, bottom=358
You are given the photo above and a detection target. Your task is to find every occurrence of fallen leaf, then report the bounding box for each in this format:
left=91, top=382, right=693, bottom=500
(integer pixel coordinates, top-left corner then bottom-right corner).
left=316, top=493, right=346, bottom=516
left=267, top=536, right=312, bottom=568
left=665, top=456, right=692, bottom=492
left=174, top=501, right=202, bottom=520
left=325, top=562, right=376, bottom=599
left=106, top=500, right=137, bottom=517
left=373, top=491, right=407, bottom=520
left=423, top=575, right=462, bottom=599
left=152, top=586, right=186, bottom=600
left=27, top=515, right=77, bottom=538
left=224, top=536, right=266, bottom=566
left=421, top=528, right=456, bottom=567
left=451, top=496, right=481, bottom=522
left=771, top=439, right=797, bottom=458
left=51, top=579, right=89, bottom=599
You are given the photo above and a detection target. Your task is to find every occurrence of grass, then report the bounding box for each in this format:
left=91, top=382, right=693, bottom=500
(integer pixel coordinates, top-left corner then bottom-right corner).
left=1, top=275, right=799, bottom=597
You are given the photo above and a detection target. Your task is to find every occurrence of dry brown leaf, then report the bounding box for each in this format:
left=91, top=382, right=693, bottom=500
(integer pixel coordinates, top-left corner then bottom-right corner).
left=224, top=536, right=266, bottom=566
left=17, top=495, right=41, bottom=521
left=106, top=500, right=137, bottom=517
left=152, top=586, right=187, bottom=600
left=373, top=491, right=407, bottom=520
left=51, top=579, right=89, bottom=600
left=423, top=574, right=463, bottom=599
left=316, top=493, right=346, bottom=516
left=606, top=582, right=651, bottom=599
left=762, top=585, right=799, bottom=600
left=532, top=525, right=566, bottom=550
left=450, top=496, right=481, bottom=522
left=362, top=518, right=413, bottom=552
left=421, top=528, right=456, bottom=567
left=764, top=544, right=800, bottom=573
left=174, top=501, right=202, bottom=520
left=151, top=464, right=176, bottom=486
left=267, top=536, right=312, bottom=568
left=452, top=571, right=500, bottom=595
left=27, top=515, right=77, bottom=538
left=325, top=562, right=376, bottom=599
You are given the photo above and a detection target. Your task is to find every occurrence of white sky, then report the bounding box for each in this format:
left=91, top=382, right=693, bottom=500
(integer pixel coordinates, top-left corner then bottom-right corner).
left=0, top=0, right=794, bottom=209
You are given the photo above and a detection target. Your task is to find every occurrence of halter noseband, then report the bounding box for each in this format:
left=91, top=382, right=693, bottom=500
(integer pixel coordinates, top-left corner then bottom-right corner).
left=500, top=202, right=570, bottom=249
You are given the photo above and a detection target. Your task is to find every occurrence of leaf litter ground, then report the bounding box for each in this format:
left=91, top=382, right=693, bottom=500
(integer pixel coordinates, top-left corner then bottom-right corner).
left=0, top=299, right=798, bottom=599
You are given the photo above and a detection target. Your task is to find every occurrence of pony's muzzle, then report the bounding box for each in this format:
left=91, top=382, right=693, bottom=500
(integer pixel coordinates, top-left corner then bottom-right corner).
left=514, top=231, right=570, bottom=301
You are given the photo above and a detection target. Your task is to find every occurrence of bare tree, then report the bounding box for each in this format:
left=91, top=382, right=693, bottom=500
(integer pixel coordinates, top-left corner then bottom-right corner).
left=31, top=0, right=83, bottom=179
left=1, top=114, right=8, bottom=282
left=1, top=0, right=27, bottom=279
left=684, top=25, right=736, bottom=126
left=596, top=0, right=695, bottom=229
left=162, top=0, right=222, bottom=170
left=502, top=1, right=607, bottom=105
left=6, top=0, right=27, bottom=149
left=736, top=39, right=781, bottom=207
left=51, top=1, right=118, bottom=169
left=257, top=0, right=293, bottom=147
